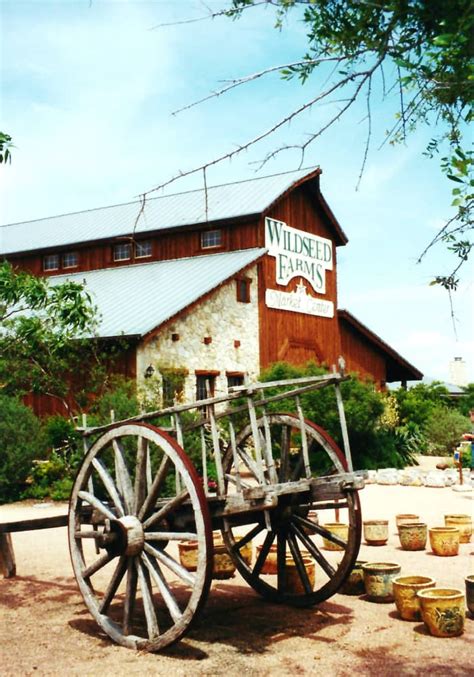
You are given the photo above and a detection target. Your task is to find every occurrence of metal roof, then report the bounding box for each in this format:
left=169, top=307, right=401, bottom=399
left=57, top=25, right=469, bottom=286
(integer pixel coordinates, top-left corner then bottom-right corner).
left=1, top=167, right=322, bottom=256
left=49, top=248, right=266, bottom=338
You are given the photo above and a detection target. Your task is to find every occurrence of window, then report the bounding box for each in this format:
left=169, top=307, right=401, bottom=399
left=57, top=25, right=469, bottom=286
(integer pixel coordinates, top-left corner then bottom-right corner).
left=113, top=242, right=131, bottom=261
left=62, top=251, right=78, bottom=269
left=227, top=373, right=244, bottom=390
left=201, top=229, right=222, bottom=249
left=43, top=254, right=59, bottom=271
left=162, top=371, right=185, bottom=408
left=196, top=374, right=216, bottom=401
left=135, top=240, right=152, bottom=258
left=236, top=277, right=251, bottom=303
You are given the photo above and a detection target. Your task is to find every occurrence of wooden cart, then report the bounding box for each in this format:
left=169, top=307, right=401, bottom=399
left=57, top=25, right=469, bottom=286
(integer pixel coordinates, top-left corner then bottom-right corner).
left=68, top=368, right=364, bottom=651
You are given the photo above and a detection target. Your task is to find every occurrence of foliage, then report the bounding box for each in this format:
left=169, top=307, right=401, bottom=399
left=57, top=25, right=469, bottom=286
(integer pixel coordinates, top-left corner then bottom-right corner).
left=393, top=381, right=453, bottom=429
left=423, top=405, right=469, bottom=456
left=228, top=1, right=473, bottom=283
left=457, top=383, right=474, bottom=417
left=87, top=375, right=141, bottom=426
left=0, top=131, right=13, bottom=164
left=256, top=361, right=416, bottom=470
left=0, top=261, right=101, bottom=416
left=0, top=395, right=43, bottom=503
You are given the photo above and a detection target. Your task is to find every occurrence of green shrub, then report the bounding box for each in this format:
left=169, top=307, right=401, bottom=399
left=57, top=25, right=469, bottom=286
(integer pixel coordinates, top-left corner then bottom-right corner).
left=424, top=406, right=470, bottom=456
left=0, top=395, right=43, bottom=503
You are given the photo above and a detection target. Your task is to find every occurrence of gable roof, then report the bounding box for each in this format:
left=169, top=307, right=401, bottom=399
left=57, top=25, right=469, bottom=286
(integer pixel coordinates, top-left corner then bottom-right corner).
left=1, top=167, right=347, bottom=255
left=49, top=248, right=266, bottom=339
left=338, top=309, right=423, bottom=382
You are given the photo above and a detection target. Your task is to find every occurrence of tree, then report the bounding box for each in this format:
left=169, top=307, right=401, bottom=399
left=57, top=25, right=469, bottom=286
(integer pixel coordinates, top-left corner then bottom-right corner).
left=0, top=132, right=13, bottom=164
left=150, top=1, right=473, bottom=288
left=0, top=261, right=101, bottom=416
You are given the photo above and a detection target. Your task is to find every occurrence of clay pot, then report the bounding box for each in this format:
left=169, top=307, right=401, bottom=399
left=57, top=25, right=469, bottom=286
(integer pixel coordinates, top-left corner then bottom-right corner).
left=444, top=514, right=472, bottom=543
left=398, top=522, right=427, bottom=551
left=216, top=532, right=252, bottom=566
left=392, top=575, right=436, bottom=621
left=285, top=556, right=315, bottom=595
left=340, top=560, right=367, bottom=596
left=178, top=535, right=236, bottom=579
left=465, top=575, right=474, bottom=617
left=321, top=522, right=348, bottom=551
left=303, top=510, right=319, bottom=535
left=256, top=543, right=278, bottom=575
left=417, top=588, right=465, bottom=637
left=363, top=520, right=389, bottom=546
left=429, top=527, right=460, bottom=556
left=395, top=514, right=419, bottom=532
left=362, top=562, right=401, bottom=602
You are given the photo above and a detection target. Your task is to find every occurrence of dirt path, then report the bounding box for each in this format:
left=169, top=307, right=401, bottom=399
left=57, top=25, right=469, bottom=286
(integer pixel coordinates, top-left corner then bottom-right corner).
left=1, top=484, right=472, bottom=676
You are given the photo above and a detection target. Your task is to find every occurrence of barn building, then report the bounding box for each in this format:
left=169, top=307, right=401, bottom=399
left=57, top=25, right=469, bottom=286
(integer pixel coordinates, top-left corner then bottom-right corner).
left=1, top=167, right=422, bottom=415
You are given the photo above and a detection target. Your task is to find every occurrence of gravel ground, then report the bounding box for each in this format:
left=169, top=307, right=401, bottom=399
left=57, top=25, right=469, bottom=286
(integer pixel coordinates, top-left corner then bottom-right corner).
left=1, top=481, right=473, bottom=677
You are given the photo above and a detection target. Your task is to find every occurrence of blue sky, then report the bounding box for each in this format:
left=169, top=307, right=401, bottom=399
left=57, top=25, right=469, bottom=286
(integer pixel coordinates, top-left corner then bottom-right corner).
left=1, top=0, right=472, bottom=383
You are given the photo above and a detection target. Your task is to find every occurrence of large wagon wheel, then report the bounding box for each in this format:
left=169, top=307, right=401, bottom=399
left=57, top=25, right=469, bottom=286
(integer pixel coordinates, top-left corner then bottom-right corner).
left=68, top=423, right=213, bottom=651
left=222, top=413, right=361, bottom=606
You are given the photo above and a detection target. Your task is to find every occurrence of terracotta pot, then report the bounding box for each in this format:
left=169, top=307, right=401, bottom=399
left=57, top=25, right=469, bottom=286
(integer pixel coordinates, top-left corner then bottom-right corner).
left=256, top=543, right=278, bottom=575
left=178, top=540, right=200, bottom=572
left=392, top=575, right=436, bottom=621
left=395, top=514, right=419, bottom=532
left=285, top=556, right=315, bottom=595
left=363, top=520, right=389, bottom=546
left=398, top=522, right=427, bottom=551
left=466, top=575, right=474, bottom=617
left=178, top=536, right=237, bottom=579
left=417, top=588, right=465, bottom=637
left=321, top=522, right=348, bottom=551
left=429, top=527, right=460, bottom=556
left=303, top=510, right=319, bottom=535
left=362, top=562, right=401, bottom=602
left=216, top=532, right=253, bottom=566
left=340, top=560, right=367, bottom=596
left=444, top=514, right=472, bottom=543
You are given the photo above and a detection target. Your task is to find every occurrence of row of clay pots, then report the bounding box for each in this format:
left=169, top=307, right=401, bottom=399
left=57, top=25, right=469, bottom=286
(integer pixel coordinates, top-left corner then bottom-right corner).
left=341, top=561, right=473, bottom=637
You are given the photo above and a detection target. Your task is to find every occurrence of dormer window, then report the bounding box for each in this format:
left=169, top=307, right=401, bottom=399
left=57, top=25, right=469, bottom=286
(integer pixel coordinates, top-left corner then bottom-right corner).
left=43, top=254, right=59, bottom=271
left=62, top=251, right=78, bottom=269
left=201, top=229, right=222, bottom=249
left=135, top=240, right=152, bottom=258
left=113, top=243, right=131, bottom=261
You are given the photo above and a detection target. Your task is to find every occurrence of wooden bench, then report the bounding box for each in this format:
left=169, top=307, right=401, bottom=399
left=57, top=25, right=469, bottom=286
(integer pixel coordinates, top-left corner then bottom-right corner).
left=0, top=514, right=68, bottom=578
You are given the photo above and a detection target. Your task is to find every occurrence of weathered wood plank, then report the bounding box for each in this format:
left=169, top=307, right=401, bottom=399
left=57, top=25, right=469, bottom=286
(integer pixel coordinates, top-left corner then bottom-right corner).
left=0, top=533, right=16, bottom=577
left=0, top=514, right=68, bottom=533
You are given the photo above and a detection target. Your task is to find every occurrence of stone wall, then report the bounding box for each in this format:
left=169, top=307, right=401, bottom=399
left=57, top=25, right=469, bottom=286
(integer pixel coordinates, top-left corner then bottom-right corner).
left=137, top=265, right=260, bottom=407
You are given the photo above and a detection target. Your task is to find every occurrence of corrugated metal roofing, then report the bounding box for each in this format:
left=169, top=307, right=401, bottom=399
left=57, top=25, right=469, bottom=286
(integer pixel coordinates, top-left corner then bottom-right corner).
left=1, top=167, right=319, bottom=255
left=49, top=248, right=266, bottom=338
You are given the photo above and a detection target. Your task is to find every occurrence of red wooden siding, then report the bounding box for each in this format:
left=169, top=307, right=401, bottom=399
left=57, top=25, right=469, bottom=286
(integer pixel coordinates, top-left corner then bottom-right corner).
left=257, top=184, right=342, bottom=369
left=339, top=320, right=386, bottom=386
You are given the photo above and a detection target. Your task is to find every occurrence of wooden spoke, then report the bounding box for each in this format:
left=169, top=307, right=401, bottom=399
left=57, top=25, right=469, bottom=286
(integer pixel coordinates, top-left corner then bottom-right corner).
left=134, top=436, right=148, bottom=515
left=287, top=530, right=313, bottom=595
left=144, top=543, right=195, bottom=586
left=278, top=425, right=290, bottom=482
left=144, top=531, right=197, bottom=541
left=136, top=559, right=160, bottom=639
left=141, top=552, right=182, bottom=624
left=232, top=523, right=264, bottom=553
left=69, top=423, right=212, bottom=652
left=236, top=446, right=261, bottom=481
left=123, top=558, right=138, bottom=636
left=91, top=458, right=125, bottom=517
left=143, top=489, right=189, bottom=530
left=99, top=555, right=127, bottom=614
left=291, top=520, right=336, bottom=579
left=252, top=530, right=275, bottom=578
left=112, top=439, right=134, bottom=514
left=78, top=490, right=116, bottom=521
left=138, top=455, right=171, bottom=521
left=82, top=551, right=115, bottom=580
left=277, top=530, right=287, bottom=594
left=222, top=414, right=360, bottom=606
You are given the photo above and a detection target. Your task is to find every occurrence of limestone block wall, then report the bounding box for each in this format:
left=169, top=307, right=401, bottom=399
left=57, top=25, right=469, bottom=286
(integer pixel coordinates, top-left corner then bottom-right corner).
left=137, top=265, right=260, bottom=406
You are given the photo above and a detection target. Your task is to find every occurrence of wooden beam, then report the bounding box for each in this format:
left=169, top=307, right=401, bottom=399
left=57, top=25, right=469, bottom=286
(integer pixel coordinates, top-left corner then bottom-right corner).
left=0, top=533, right=16, bottom=578
left=0, top=514, right=68, bottom=533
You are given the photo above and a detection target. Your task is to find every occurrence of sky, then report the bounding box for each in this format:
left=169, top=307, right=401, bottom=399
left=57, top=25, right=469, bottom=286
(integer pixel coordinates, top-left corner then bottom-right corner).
left=1, top=0, right=473, bottom=384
